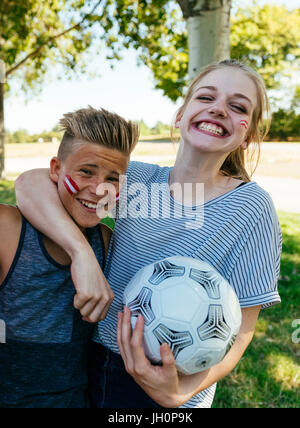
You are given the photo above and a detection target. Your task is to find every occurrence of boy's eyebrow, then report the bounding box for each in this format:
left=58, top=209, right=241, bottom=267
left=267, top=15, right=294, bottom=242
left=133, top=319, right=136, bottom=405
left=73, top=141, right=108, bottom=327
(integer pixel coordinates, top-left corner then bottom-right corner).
left=80, top=163, right=120, bottom=175
left=197, top=85, right=253, bottom=106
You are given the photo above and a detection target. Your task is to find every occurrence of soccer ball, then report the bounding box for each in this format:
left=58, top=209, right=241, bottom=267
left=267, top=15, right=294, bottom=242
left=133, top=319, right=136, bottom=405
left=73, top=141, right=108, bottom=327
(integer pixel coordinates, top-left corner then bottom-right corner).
left=123, top=256, right=242, bottom=375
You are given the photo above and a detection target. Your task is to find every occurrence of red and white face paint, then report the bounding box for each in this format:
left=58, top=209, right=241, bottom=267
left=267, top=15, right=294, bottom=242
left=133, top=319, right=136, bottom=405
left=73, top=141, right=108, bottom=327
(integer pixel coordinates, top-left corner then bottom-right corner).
left=64, top=175, right=80, bottom=196
left=240, top=120, right=249, bottom=130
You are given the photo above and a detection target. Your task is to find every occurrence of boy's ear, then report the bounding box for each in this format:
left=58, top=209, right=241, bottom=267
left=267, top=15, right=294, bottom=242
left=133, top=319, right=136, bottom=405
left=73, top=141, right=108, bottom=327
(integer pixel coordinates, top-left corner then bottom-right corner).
left=49, top=157, right=61, bottom=184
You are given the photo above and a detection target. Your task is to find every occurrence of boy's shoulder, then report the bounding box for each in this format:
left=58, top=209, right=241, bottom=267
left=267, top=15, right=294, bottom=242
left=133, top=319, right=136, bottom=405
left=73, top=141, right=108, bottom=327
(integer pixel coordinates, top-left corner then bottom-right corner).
left=0, top=203, right=21, bottom=222
left=0, top=204, right=22, bottom=241
left=0, top=205, right=22, bottom=281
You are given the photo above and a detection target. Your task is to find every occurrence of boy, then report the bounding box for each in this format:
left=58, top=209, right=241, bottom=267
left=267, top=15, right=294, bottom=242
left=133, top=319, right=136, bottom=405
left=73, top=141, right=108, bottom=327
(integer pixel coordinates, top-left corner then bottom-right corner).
left=0, top=107, right=139, bottom=407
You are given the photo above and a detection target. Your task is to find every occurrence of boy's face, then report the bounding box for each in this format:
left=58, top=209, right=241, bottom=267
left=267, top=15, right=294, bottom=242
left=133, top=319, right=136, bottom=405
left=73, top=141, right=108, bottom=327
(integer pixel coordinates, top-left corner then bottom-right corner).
left=50, top=141, right=129, bottom=229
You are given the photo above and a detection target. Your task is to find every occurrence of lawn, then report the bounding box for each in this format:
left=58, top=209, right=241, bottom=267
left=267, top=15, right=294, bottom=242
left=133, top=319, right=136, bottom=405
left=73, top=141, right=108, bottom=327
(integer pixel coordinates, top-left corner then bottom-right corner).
left=0, top=180, right=299, bottom=408
left=213, top=210, right=300, bottom=408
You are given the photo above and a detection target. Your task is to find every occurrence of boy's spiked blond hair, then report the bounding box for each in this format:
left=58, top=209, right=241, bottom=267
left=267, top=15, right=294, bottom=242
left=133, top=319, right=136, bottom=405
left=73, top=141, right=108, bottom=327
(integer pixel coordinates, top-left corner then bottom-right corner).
left=58, top=106, right=139, bottom=161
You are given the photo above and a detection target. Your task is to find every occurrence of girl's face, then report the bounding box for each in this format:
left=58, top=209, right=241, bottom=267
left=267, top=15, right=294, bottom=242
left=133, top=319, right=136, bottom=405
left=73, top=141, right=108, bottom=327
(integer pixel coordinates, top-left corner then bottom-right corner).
left=176, top=68, right=257, bottom=155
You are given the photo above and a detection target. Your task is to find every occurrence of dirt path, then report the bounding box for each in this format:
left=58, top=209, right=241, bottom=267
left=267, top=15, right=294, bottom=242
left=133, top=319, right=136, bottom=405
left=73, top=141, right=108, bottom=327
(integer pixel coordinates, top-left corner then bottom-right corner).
left=5, top=142, right=300, bottom=214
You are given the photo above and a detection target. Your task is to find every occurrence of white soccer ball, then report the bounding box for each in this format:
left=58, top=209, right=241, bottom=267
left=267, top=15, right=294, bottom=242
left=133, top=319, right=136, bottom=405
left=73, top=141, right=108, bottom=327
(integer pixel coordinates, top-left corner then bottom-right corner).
left=123, top=256, right=242, bottom=375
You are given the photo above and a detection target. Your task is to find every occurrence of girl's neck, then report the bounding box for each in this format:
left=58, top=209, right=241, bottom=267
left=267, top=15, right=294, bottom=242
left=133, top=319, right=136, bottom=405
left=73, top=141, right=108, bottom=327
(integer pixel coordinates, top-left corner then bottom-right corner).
left=169, top=142, right=242, bottom=205
left=171, top=142, right=226, bottom=186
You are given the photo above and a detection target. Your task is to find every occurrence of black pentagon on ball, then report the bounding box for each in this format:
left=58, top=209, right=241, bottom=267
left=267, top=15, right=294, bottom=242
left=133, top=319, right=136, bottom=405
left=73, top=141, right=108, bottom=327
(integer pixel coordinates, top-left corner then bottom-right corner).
left=127, top=287, right=155, bottom=326
left=153, top=323, right=193, bottom=359
left=197, top=305, right=231, bottom=341
left=189, top=268, right=221, bottom=299
left=149, top=260, right=185, bottom=285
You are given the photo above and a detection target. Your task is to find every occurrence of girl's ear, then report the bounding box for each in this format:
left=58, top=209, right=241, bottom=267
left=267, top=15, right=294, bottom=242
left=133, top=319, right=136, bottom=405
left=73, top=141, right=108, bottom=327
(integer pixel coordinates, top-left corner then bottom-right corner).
left=173, top=107, right=183, bottom=129
left=240, top=140, right=248, bottom=150
left=49, top=157, right=61, bottom=184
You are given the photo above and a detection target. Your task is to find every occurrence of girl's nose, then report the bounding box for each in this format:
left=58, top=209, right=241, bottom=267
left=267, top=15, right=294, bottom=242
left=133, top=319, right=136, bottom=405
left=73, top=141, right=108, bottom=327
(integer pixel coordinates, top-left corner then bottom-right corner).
left=208, top=100, right=227, bottom=118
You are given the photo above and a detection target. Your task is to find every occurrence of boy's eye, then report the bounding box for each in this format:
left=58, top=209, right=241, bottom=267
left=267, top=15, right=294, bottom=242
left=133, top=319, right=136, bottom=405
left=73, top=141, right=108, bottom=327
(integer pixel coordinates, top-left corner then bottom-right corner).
left=107, top=177, right=119, bottom=183
left=80, top=169, right=92, bottom=175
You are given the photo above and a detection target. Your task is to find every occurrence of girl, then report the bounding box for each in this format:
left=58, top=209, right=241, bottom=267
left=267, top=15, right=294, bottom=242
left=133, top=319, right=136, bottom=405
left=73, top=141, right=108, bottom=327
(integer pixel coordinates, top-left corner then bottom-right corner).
left=15, top=60, right=282, bottom=408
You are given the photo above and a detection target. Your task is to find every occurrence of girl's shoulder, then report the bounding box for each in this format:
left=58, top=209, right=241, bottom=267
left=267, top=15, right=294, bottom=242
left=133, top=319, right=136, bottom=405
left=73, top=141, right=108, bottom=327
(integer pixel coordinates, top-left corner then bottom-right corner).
left=233, top=181, right=275, bottom=209
left=226, top=181, right=278, bottom=226
left=126, top=161, right=169, bottom=186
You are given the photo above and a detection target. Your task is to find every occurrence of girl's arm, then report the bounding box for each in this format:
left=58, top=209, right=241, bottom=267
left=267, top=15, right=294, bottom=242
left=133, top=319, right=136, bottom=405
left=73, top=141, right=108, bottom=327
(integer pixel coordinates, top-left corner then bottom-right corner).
left=15, top=169, right=114, bottom=323
left=117, top=305, right=260, bottom=408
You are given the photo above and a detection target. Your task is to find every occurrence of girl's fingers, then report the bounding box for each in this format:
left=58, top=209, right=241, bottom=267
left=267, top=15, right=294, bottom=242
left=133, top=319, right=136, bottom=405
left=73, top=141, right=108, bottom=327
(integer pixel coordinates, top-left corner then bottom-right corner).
left=160, top=343, right=176, bottom=373
left=117, top=311, right=124, bottom=354
left=130, top=315, right=151, bottom=374
left=120, top=306, right=135, bottom=372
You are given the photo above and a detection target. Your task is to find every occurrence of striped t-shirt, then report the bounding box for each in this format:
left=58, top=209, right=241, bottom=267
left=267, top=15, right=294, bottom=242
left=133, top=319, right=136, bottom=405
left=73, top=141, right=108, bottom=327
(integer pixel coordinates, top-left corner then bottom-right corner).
left=93, top=161, right=282, bottom=408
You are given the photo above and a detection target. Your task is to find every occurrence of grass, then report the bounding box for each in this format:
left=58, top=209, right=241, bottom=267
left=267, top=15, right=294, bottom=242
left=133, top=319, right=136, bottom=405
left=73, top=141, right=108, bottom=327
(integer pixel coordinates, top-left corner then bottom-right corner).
left=213, top=210, right=300, bottom=408
left=0, top=180, right=16, bottom=205
left=0, top=180, right=299, bottom=408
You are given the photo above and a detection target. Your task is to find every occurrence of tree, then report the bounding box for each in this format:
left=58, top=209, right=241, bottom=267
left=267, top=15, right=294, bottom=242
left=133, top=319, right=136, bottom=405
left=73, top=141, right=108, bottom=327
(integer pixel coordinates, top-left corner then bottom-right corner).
left=109, top=2, right=300, bottom=98
left=230, top=3, right=300, bottom=90
left=2, top=1, right=299, bottom=177
left=110, top=0, right=231, bottom=100
left=0, top=0, right=109, bottom=178
left=0, top=0, right=233, bottom=177
left=179, top=0, right=231, bottom=80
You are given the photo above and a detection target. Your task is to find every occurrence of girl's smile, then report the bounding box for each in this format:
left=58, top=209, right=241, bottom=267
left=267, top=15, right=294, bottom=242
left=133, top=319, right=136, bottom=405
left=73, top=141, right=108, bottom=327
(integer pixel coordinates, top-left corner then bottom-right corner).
left=176, top=68, right=257, bottom=155
left=191, top=119, right=230, bottom=138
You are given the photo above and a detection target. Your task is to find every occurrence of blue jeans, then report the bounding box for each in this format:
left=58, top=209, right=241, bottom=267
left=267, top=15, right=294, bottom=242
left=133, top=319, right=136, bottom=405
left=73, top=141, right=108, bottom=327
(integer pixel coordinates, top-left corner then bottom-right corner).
left=88, top=341, right=163, bottom=408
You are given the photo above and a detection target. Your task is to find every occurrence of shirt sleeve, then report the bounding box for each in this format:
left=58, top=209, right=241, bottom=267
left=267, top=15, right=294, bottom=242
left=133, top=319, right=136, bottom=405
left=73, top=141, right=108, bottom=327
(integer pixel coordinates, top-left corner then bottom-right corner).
left=228, top=198, right=282, bottom=309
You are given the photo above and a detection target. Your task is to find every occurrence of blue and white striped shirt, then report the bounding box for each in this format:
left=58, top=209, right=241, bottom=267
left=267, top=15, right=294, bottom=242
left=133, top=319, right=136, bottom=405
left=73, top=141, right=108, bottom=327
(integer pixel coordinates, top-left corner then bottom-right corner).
left=94, top=161, right=282, bottom=408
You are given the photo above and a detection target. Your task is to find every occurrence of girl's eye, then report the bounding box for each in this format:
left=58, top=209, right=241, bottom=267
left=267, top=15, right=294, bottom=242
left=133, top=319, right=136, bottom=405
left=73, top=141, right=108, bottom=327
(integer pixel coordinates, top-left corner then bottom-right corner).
left=232, top=105, right=247, bottom=113
left=107, top=177, right=119, bottom=183
left=197, top=96, right=213, bottom=101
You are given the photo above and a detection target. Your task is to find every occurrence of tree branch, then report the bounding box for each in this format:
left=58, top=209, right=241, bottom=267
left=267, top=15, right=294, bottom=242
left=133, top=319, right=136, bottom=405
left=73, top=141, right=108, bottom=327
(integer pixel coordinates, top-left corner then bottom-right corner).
left=6, top=0, right=103, bottom=78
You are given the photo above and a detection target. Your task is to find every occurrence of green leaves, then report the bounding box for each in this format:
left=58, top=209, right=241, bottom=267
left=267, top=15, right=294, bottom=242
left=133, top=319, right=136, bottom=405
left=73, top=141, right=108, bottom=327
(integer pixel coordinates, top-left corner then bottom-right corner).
left=231, top=4, right=300, bottom=90
left=0, top=1, right=299, bottom=102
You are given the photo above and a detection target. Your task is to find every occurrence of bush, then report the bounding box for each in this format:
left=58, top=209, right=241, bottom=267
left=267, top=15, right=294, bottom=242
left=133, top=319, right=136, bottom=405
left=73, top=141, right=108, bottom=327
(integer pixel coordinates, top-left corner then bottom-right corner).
left=268, top=109, right=300, bottom=141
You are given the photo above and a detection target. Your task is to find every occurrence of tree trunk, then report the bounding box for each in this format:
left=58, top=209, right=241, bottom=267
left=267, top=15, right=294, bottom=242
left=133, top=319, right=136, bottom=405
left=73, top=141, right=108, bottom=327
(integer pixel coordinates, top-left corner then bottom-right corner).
left=179, top=0, right=232, bottom=81
left=0, top=61, right=5, bottom=179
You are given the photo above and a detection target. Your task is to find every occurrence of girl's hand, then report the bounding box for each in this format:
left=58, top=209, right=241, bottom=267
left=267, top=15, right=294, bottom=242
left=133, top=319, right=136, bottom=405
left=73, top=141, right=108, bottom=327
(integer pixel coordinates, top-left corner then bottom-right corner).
left=117, top=306, right=191, bottom=408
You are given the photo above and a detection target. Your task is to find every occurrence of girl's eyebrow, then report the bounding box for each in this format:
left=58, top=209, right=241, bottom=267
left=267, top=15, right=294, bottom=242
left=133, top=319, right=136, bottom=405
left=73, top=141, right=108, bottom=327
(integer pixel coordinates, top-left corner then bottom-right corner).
left=196, top=85, right=253, bottom=106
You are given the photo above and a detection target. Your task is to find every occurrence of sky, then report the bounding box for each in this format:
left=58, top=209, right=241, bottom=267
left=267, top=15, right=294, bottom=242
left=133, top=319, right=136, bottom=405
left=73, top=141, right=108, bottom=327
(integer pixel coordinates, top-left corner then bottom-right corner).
left=5, top=0, right=300, bottom=134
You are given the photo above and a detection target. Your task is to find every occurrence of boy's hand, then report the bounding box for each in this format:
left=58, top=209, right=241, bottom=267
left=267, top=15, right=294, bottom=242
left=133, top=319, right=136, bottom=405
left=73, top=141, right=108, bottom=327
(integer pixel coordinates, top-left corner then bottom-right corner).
left=71, top=246, right=114, bottom=323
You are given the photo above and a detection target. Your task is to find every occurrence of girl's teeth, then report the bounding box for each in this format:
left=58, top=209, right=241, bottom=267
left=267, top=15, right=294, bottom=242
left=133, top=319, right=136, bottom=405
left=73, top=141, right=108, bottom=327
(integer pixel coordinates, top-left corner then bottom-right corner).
left=197, top=122, right=224, bottom=136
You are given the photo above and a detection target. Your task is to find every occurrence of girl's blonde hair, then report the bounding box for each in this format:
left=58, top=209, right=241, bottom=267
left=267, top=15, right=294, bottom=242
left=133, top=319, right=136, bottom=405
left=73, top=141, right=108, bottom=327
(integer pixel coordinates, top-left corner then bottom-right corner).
left=174, top=59, right=271, bottom=182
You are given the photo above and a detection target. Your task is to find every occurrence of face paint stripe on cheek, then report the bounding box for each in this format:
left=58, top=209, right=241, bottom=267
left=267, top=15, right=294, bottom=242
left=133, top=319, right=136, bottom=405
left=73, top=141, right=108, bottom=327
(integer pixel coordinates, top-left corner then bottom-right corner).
left=240, top=120, right=249, bottom=129
left=64, top=175, right=80, bottom=195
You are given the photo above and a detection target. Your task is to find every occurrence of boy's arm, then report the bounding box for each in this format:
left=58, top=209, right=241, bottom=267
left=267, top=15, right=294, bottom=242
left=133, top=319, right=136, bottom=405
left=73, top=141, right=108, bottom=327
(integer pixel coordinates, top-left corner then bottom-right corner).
left=15, top=169, right=114, bottom=323
left=0, top=205, right=22, bottom=283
